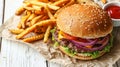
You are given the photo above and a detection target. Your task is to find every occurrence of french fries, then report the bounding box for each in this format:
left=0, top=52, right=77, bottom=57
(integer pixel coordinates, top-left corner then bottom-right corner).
left=27, top=13, right=37, bottom=22
left=17, top=22, right=22, bottom=29
left=30, top=15, right=43, bottom=25
left=52, top=0, right=69, bottom=6
left=29, top=0, right=60, bottom=10
left=44, top=25, right=52, bottom=42
left=20, top=11, right=31, bottom=29
left=11, top=0, right=76, bottom=43
left=9, top=29, right=24, bottom=35
left=44, top=5, right=54, bottom=19
left=15, top=6, right=25, bottom=15
left=23, top=34, right=44, bottom=42
left=16, top=19, right=55, bottom=39
left=23, top=5, right=42, bottom=11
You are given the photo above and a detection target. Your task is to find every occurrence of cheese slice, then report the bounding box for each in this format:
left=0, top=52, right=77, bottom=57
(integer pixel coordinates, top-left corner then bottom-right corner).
left=86, top=45, right=92, bottom=48
left=58, top=31, right=65, bottom=39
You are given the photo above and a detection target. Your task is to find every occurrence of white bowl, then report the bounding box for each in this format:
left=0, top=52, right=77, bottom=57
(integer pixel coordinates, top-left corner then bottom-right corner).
left=102, top=1, right=120, bottom=27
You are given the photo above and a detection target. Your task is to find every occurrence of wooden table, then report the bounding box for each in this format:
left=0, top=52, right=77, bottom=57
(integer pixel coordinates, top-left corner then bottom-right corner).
left=0, top=0, right=120, bottom=67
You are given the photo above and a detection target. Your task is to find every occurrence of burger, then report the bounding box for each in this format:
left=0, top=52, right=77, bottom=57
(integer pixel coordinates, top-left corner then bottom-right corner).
left=50, top=4, right=113, bottom=60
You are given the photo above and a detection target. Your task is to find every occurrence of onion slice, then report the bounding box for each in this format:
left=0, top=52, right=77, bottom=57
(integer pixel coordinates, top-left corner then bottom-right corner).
left=69, top=35, right=109, bottom=52
left=70, top=39, right=97, bottom=47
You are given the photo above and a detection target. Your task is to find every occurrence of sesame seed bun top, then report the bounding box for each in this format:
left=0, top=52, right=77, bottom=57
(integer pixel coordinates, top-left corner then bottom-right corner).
left=56, top=4, right=113, bottom=39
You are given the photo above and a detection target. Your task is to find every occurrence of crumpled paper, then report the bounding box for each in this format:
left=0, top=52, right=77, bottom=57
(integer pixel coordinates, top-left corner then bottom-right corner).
left=0, top=0, right=120, bottom=67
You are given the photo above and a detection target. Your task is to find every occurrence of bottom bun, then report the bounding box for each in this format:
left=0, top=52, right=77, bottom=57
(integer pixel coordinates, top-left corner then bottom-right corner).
left=59, top=46, right=106, bottom=60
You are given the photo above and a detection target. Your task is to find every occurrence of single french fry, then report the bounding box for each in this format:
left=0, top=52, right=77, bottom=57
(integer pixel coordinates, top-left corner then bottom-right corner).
left=32, top=5, right=43, bottom=10
left=36, top=0, right=49, bottom=2
left=28, top=1, right=46, bottom=6
left=41, top=15, right=49, bottom=20
left=44, top=5, right=54, bottom=19
left=36, top=19, right=56, bottom=27
left=23, top=6, right=43, bottom=11
left=27, top=13, right=37, bottom=22
left=23, top=2, right=32, bottom=7
left=31, top=15, right=43, bottom=25
left=9, top=29, right=24, bottom=35
left=23, top=34, right=44, bottom=42
left=65, top=0, right=75, bottom=6
left=17, top=22, right=22, bottom=29
left=29, top=1, right=60, bottom=10
left=20, top=11, right=31, bottom=29
left=43, top=25, right=52, bottom=42
left=52, top=0, right=69, bottom=6
left=34, top=8, right=45, bottom=15
left=47, top=4, right=60, bottom=10
left=101, top=0, right=107, bottom=4
left=16, top=19, right=55, bottom=39
left=15, top=6, right=25, bottom=15
left=23, top=6, right=35, bottom=10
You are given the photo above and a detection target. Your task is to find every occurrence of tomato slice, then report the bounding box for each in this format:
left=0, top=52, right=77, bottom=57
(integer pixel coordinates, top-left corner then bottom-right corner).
left=61, top=31, right=88, bottom=42
left=62, top=32, right=78, bottom=40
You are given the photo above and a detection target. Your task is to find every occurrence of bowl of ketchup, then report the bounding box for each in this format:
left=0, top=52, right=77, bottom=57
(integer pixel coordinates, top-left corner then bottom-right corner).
left=103, top=1, right=120, bottom=27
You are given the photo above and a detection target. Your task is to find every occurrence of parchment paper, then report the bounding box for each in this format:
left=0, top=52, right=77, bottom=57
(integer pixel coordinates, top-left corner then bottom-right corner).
left=0, top=0, right=120, bottom=67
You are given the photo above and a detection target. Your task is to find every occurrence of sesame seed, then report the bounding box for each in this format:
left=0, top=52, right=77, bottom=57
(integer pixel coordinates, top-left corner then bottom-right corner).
left=104, top=24, right=106, bottom=27
left=85, top=27, right=87, bottom=29
left=88, top=28, right=90, bottom=31
left=96, top=23, right=99, bottom=25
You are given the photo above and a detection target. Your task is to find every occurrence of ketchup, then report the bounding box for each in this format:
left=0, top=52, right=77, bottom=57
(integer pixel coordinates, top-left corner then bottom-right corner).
left=105, top=5, right=120, bottom=19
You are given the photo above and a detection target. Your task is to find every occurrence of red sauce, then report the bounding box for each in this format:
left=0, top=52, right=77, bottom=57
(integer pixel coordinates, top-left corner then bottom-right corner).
left=105, top=5, right=120, bottom=19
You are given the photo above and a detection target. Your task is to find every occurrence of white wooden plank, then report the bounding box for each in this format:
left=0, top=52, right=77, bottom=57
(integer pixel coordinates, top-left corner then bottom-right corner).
left=0, top=0, right=47, bottom=67
left=1, top=38, right=46, bottom=67
left=4, top=0, right=23, bottom=21
left=49, top=62, right=62, bottom=67
left=0, top=0, right=3, bottom=25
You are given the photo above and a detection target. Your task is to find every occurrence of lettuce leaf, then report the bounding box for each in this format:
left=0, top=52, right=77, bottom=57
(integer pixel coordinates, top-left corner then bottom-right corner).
left=103, top=35, right=113, bottom=52
left=62, top=46, right=77, bottom=56
left=54, top=41, right=59, bottom=47
left=81, top=51, right=99, bottom=58
left=50, top=28, right=60, bottom=48
left=50, top=28, right=56, bottom=41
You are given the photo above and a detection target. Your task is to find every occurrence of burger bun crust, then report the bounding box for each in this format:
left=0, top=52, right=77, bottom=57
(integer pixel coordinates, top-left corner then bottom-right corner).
left=56, top=4, right=113, bottom=39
